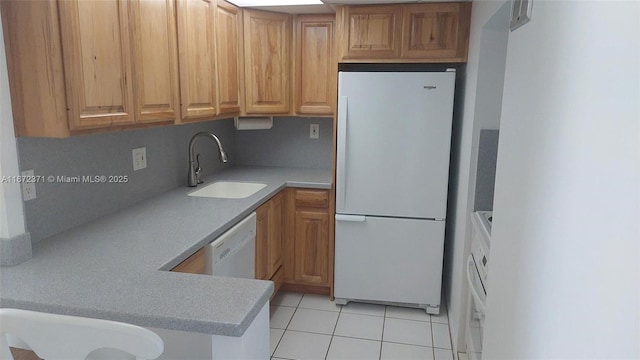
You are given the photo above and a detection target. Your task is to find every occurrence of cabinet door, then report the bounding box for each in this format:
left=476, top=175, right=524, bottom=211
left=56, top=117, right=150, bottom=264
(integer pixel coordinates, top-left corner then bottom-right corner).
left=401, top=3, right=471, bottom=62
left=129, top=0, right=180, bottom=123
left=255, top=201, right=269, bottom=280
left=268, top=192, right=285, bottom=278
left=58, top=0, right=135, bottom=130
left=1, top=0, right=69, bottom=138
left=215, top=0, right=242, bottom=115
left=294, top=15, right=335, bottom=115
left=294, top=210, right=329, bottom=285
left=338, top=5, right=402, bottom=60
left=243, top=9, right=291, bottom=114
left=176, top=0, right=218, bottom=121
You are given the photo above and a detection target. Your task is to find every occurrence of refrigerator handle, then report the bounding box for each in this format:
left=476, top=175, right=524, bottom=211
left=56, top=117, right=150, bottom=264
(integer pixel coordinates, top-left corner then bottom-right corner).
left=335, top=214, right=366, bottom=222
left=337, top=96, right=348, bottom=210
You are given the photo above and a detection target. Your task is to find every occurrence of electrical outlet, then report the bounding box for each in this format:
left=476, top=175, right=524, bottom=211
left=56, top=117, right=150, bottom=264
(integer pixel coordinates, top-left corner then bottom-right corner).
left=310, top=124, right=319, bottom=139
left=21, top=169, right=36, bottom=201
left=132, top=147, right=147, bottom=171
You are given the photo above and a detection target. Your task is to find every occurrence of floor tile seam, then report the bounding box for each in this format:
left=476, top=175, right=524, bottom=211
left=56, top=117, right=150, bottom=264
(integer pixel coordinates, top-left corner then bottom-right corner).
left=433, top=345, right=454, bottom=350
left=295, top=307, right=342, bottom=314
left=384, top=315, right=432, bottom=323
left=379, top=305, right=387, bottom=359
left=271, top=328, right=286, bottom=357
left=298, top=306, right=341, bottom=312
left=340, top=311, right=386, bottom=318
left=330, top=334, right=384, bottom=343
left=323, top=305, right=344, bottom=360
left=381, top=340, right=435, bottom=348
left=430, top=319, right=439, bottom=359
left=432, top=318, right=454, bottom=351
left=281, top=328, right=335, bottom=337
left=272, top=304, right=298, bottom=309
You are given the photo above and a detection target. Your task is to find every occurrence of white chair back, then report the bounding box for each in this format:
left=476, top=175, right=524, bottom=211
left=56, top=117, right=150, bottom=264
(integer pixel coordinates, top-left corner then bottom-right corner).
left=0, top=308, right=164, bottom=360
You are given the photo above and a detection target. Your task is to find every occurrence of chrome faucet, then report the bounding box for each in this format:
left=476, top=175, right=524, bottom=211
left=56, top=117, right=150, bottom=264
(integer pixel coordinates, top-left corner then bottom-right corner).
left=187, top=132, right=228, bottom=187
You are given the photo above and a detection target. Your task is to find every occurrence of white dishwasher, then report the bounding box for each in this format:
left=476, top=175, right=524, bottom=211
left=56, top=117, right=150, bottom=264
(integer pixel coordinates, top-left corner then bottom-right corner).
left=204, top=212, right=256, bottom=279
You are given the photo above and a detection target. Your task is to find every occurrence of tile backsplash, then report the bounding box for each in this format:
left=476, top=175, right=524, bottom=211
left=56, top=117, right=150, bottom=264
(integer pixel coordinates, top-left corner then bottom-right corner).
left=18, top=119, right=236, bottom=243
left=235, top=117, right=333, bottom=169
left=17, top=116, right=334, bottom=243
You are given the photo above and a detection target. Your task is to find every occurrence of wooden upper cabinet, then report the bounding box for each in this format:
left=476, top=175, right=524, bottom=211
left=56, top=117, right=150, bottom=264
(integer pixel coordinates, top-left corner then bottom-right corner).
left=337, top=3, right=471, bottom=63
left=3, top=0, right=182, bottom=136
left=58, top=0, right=135, bottom=130
left=176, top=0, right=218, bottom=121
left=243, top=9, right=291, bottom=114
left=338, top=5, right=402, bottom=60
left=215, top=0, right=242, bottom=115
left=401, top=3, right=471, bottom=62
left=129, top=0, right=180, bottom=123
left=1, top=0, right=69, bottom=138
left=294, top=15, right=336, bottom=115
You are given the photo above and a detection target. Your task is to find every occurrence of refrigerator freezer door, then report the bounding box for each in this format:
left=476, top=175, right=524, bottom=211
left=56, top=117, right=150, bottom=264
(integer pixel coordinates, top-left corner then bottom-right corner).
left=334, top=215, right=445, bottom=309
left=336, top=72, right=455, bottom=219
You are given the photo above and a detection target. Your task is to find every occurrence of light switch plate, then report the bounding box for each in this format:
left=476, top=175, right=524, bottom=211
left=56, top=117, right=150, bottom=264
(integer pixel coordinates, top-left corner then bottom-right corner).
left=310, top=124, right=319, bottom=139
left=21, top=169, right=36, bottom=201
left=132, top=147, right=147, bottom=171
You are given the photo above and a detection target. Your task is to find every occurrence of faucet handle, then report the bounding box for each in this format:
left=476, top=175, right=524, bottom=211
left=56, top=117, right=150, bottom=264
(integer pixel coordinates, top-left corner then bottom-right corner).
left=195, top=154, right=203, bottom=184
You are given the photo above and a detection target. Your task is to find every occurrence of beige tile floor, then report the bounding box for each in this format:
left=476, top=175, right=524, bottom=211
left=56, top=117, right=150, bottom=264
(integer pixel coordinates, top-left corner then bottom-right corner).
left=270, top=292, right=454, bottom=360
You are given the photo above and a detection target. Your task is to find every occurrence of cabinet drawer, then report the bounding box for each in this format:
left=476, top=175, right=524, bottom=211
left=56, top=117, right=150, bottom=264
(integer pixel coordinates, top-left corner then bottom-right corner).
left=295, top=189, right=329, bottom=208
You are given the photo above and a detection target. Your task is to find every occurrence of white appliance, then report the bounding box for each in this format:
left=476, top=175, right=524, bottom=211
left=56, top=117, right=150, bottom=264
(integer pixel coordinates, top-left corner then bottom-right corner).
left=334, top=70, right=456, bottom=314
left=204, top=212, right=256, bottom=279
left=466, top=211, right=492, bottom=360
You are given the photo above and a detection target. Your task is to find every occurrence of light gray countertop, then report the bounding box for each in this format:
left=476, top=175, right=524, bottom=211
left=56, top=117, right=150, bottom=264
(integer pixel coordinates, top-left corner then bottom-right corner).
left=0, top=166, right=332, bottom=337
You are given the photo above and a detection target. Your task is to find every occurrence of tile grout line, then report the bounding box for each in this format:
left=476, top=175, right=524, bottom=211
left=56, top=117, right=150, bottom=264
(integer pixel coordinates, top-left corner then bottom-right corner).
left=272, top=293, right=304, bottom=358
left=430, top=314, right=437, bottom=360
left=379, top=305, right=387, bottom=360
left=324, top=298, right=343, bottom=360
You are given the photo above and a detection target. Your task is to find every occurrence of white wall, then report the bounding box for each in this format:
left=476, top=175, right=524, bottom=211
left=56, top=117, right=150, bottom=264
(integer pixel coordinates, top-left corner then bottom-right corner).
left=484, top=1, right=640, bottom=358
left=0, top=14, right=26, bottom=239
left=445, top=0, right=507, bottom=352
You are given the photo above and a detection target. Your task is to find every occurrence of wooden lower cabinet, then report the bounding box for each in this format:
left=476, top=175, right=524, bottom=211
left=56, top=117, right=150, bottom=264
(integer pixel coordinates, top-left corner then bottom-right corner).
left=171, top=248, right=205, bottom=274
left=255, top=191, right=285, bottom=294
left=283, top=188, right=332, bottom=292
left=294, top=210, right=329, bottom=285
left=173, top=187, right=333, bottom=299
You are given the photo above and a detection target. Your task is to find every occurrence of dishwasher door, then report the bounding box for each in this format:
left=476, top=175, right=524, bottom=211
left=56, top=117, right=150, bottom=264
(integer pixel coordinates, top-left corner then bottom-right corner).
left=204, top=212, right=256, bottom=279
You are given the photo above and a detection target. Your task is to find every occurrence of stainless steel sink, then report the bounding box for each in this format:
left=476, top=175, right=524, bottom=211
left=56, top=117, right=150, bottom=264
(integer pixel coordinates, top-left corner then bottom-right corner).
left=188, top=181, right=267, bottom=199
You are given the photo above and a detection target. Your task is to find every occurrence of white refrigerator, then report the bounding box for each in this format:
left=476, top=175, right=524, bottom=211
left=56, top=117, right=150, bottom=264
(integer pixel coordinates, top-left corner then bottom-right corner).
left=334, top=70, right=456, bottom=314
